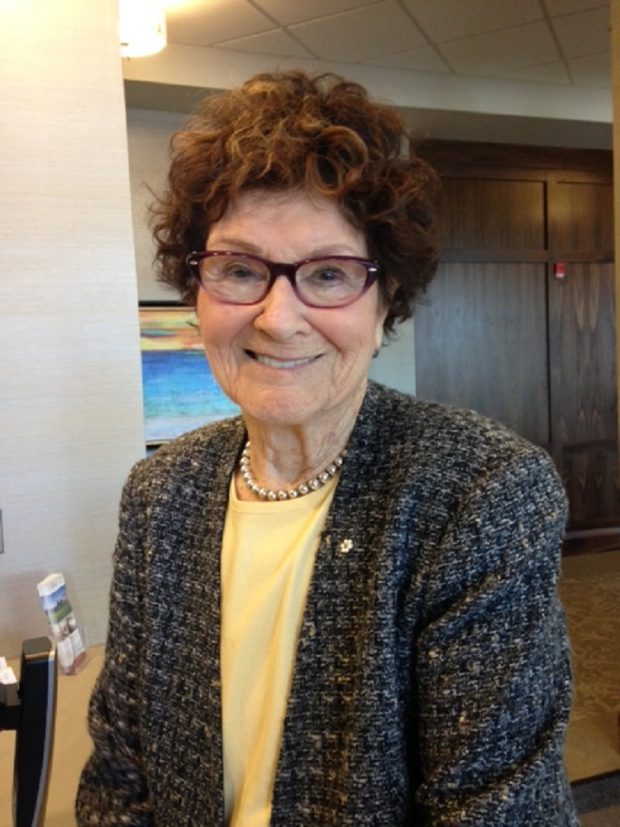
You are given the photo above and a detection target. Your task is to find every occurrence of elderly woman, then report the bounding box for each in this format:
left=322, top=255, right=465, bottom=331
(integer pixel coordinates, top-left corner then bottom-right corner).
left=77, top=71, right=575, bottom=825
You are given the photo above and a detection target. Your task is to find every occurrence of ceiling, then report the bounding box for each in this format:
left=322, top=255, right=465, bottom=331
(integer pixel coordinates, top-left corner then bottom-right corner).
left=163, top=0, right=611, bottom=90
left=124, top=0, right=613, bottom=148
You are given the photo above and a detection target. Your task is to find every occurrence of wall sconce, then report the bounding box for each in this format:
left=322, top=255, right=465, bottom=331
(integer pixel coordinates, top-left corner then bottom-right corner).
left=119, top=0, right=167, bottom=58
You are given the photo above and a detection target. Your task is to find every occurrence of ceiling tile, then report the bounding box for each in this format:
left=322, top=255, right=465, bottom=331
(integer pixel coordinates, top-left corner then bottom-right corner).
left=439, top=21, right=560, bottom=75
left=543, top=0, right=608, bottom=15
left=402, top=0, right=542, bottom=42
left=551, top=7, right=611, bottom=58
left=499, top=61, right=571, bottom=84
left=289, top=1, right=426, bottom=62
left=215, top=28, right=315, bottom=59
left=568, top=51, right=612, bottom=88
left=165, top=0, right=274, bottom=46
left=367, top=46, right=451, bottom=73
left=252, top=0, right=378, bottom=27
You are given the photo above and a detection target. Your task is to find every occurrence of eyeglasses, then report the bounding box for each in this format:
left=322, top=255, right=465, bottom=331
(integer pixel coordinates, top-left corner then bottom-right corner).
left=186, top=250, right=381, bottom=308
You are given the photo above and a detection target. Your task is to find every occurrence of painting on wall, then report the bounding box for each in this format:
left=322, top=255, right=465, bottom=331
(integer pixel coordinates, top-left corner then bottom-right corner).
left=139, top=303, right=239, bottom=445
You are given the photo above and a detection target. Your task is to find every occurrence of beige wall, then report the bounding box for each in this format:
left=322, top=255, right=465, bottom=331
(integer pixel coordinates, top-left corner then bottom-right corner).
left=127, top=108, right=184, bottom=302
left=0, top=0, right=145, bottom=657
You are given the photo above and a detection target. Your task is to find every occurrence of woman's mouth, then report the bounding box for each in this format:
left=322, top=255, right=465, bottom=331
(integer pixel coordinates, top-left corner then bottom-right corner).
left=247, top=351, right=319, bottom=369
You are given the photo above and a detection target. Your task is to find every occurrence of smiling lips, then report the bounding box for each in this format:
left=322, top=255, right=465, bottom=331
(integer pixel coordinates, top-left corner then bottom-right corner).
left=247, top=351, right=320, bottom=369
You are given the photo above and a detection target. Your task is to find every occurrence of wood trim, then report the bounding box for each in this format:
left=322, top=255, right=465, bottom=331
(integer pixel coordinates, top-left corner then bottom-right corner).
left=548, top=251, right=614, bottom=263
left=563, top=530, right=620, bottom=556
left=562, top=439, right=619, bottom=454
left=548, top=170, right=614, bottom=185
left=441, top=250, right=613, bottom=263
left=440, top=249, right=548, bottom=263
left=418, top=139, right=613, bottom=173
left=428, top=166, right=612, bottom=185
left=434, top=166, right=550, bottom=182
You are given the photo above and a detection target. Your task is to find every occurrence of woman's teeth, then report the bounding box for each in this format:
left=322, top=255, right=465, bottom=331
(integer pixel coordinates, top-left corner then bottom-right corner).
left=254, top=354, right=316, bottom=369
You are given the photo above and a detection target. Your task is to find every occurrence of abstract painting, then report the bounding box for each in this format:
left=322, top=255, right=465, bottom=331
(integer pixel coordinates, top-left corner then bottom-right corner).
left=139, top=304, right=239, bottom=444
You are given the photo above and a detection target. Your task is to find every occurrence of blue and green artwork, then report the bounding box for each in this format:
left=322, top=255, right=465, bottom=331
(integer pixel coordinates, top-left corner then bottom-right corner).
left=139, top=306, right=239, bottom=444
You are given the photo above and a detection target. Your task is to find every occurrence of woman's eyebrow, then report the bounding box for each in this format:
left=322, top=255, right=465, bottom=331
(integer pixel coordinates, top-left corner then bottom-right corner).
left=206, top=237, right=363, bottom=258
left=206, top=236, right=262, bottom=254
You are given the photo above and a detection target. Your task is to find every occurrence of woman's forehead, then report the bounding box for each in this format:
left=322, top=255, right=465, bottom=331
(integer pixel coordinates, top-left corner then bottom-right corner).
left=207, top=190, right=367, bottom=258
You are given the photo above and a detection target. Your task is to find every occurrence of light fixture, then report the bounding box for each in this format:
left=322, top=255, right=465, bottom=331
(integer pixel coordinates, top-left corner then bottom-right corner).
left=119, top=0, right=167, bottom=58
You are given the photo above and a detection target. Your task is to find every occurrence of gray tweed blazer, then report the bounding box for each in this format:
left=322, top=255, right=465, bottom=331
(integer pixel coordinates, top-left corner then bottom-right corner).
left=76, top=381, right=577, bottom=826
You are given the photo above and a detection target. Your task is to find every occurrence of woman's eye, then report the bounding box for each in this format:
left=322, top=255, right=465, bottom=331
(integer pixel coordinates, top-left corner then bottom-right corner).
left=310, top=267, right=345, bottom=284
left=222, top=262, right=261, bottom=280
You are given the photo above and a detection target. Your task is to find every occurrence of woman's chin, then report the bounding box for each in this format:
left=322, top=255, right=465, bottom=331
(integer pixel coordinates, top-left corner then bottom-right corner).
left=237, top=387, right=323, bottom=430
left=242, top=402, right=315, bottom=429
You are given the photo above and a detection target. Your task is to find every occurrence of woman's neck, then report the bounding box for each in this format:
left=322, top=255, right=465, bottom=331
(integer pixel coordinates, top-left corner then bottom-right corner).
left=236, top=414, right=356, bottom=502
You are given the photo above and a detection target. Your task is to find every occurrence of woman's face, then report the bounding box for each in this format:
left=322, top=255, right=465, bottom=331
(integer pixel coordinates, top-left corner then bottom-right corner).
left=196, top=189, right=387, bottom=431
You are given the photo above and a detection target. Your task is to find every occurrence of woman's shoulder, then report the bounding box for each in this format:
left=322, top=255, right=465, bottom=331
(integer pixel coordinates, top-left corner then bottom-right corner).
left=126, top=415, right=245, bottom=497
left=363, top=381, right=559, bottom=489
left=366, top=380, right=537, bottom=452
left=362, top=384, right=567, bottom=574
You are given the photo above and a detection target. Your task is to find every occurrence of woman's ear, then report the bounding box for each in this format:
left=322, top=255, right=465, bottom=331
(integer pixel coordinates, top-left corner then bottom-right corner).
left=374, top=325, right=383, bottom=353
left=374, top=304, right=387, bottom=354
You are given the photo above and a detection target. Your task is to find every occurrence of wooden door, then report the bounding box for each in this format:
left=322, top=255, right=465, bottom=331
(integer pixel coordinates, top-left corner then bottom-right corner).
left=415, top=173, right=550, bottom=447
left=414, top=143, right=617, bottom=533
left=547, top=175, right=619, bottom=529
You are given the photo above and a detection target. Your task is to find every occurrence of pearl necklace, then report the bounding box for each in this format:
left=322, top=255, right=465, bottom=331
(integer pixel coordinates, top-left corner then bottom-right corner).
left=239, top=440, right=345, bottom=501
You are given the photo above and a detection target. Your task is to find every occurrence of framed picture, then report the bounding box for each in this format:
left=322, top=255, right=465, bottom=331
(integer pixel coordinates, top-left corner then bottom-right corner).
left=139, top=302, right=239, bottom=445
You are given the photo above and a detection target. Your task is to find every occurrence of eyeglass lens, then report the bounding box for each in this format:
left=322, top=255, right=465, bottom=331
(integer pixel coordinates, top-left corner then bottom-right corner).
left=196, top=254, right=372, bottom=307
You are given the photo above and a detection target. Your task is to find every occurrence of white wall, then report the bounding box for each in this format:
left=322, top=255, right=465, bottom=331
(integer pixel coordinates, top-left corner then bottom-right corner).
left=0, top=0, right=145, bottom=657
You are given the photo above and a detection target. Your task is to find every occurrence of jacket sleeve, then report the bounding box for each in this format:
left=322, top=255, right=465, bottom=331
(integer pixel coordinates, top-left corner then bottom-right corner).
left=413, top=448, right=577, bottom=825
left=75, top=464, right=155, bottom=826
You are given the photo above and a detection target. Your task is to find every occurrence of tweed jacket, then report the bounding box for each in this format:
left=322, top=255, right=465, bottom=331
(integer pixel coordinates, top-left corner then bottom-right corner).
left=76, top=381, right=576, bottom=826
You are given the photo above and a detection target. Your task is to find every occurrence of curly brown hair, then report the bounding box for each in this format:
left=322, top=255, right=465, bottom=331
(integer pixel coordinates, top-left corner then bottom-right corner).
left=151, top=70, right=439, bottom=333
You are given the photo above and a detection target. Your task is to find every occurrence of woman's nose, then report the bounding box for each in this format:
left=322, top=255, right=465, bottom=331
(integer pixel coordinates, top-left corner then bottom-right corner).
left=253, top=275, right=309, bottom=339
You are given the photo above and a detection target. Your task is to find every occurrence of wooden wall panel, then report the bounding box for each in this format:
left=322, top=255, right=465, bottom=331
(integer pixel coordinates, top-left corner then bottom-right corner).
left=548, top=263, right=617, bottom=444
left=562, top=444, right=620, bottom=530
left=415, top=262, right=549, bottom=447
left=548, top=179, right=614, bottom=254
left=437, top=178, right=545, bottom=250
left=548, top=263, right=620, bottom=528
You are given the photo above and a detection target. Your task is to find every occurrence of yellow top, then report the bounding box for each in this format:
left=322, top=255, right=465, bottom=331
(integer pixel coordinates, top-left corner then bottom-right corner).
left=221, top=474, right=338, bottom=827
